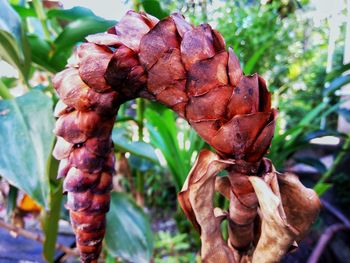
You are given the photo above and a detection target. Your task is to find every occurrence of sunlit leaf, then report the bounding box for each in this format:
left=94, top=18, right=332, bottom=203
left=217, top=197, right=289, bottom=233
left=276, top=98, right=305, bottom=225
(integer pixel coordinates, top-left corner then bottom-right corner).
left=54, top=18, right=116, bottom=52
left=9, top=0, right=25, bottom=5
left=0, top=90, right=55, bottom=207
left=145, top=104, right=205, bottom=191
left=326, top=62, right=350, bottom=82
left=12, top=5, right=36, bottom=18
left=112, top=127, right=159, bottom=163
left=314, top=182, right=332, bottom=196
left=105, top=192, right=153, bottom=263
left=141, top=0, right=169, bottom=19
left=145, top=108, right=186, bottom=190
left=243, top=40, right=272, bottom=74
left=0, top=0, right=30, bottom=79
left=47, top=6, right=96, bottom=21
left=0, top=77, right=17, bottom=89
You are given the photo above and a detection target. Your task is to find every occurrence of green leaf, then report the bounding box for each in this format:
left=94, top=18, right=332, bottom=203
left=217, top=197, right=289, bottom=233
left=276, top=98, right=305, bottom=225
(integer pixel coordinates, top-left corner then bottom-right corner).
left=300, top=101, right=328, bottom=125
left=47, top=6, right=96, bottom=21
left=0, top=30, right=22, bottom=69
left=338, top=108, right=350, bottom=123
left=145, top=109, right=185, bottom=190
left=141, top=0, right=169, bottom=19
left=295, top=157, right=327, bottom=174
left=326, top=62, right=350, bottom=82
left=105, top=192, right=153, bottom=263
left=6, top=185, right=18, bottom=220
left=9, top=0, right=25, bottom=5
left=112, top=127, right=158, bottom=163
left=243, top=40, right=272, bottom=74
left=268, top=100, right=330, bottom=169
left=27, top=34, right=59, bottom=73
left=144, top=105, right=204, bottom=191
left=42, top=152, right=61, bottom=262
left=281, top=101, right=328, bottom=148
left=49, top=45, right=72, bottom=72
left=305, top=129, right=342, bottom=141
left=0, top=77, right=17, bottom=89
left=54, top=18, right=116, bottom=52
left=12, top=5, right=37, bottom=18
left=42, top=180, right=63, bottom=262
left=323, top=75, right=350, bottom=96
left=0, top=0, right=30, bottom=79
left=0, top=78, right=13, bottom=99
left=314, top=182, right=332, bottom=196
left=0, top=0, right=22, bottom=43
left=105, top=250, right=117, bottom=263
left=0, top=90, right=55, bottom=207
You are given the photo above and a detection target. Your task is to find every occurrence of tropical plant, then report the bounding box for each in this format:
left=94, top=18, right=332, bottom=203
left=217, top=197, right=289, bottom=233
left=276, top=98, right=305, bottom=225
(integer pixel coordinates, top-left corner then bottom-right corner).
left=154, top=231, right=199, bottom=263
left=269, top=62, right=350, bottom=171
left=52, top=9, right=321, bottom=262
left=145, top=103, right=205, bottom=192
left=1, top=0, right=347, bottom=262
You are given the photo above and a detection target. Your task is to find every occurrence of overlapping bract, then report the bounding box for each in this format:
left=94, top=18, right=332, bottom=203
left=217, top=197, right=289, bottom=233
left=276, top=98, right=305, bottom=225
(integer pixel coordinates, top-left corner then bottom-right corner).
left=85, top=10, right=276, bottom=161
left=53, top=10, right=319, bottom=262
left=53, top=51, right=117, bottom=262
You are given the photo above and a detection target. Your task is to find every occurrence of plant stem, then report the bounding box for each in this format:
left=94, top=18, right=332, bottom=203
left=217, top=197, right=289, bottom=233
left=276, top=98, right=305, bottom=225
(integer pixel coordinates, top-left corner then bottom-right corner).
left=0, top=219, right=79, bottom=256
left=41, top=182, right=63, bottom=262
left=314, top=134, right=350, bottom=195
left=135, top=98, right=145, bottom=206
left=6, top=185, right=18, bottom=221
left=0, top=79, right=13, bottom=99
left=136, top=98, right=144, bottom=141
left=115, top=116, right=141, bottom=128
left=32, top=0, right=51, bottom=41
left=40, top=141, right=63, bottom=261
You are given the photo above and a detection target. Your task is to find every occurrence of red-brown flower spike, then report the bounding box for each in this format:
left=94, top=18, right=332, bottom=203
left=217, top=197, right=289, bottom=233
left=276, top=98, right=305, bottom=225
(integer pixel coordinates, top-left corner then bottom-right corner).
left=53, top=10, right=319, bottom=262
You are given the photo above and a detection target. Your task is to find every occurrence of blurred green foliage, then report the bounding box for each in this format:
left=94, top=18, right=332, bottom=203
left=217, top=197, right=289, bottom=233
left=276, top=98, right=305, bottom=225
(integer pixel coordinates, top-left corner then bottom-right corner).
left=154, top=231, right=199, bottom=263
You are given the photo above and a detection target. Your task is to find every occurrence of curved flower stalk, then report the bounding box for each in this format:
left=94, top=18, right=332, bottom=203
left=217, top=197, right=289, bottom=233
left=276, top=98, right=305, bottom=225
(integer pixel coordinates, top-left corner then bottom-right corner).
left=53, top=10, right=320, bottom=262
left=179, top=150, right=320, bottom=262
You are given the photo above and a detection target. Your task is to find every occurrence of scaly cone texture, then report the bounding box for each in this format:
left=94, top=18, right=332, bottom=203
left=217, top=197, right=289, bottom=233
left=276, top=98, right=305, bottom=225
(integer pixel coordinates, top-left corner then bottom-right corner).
left=53, top=10, right=320, bottom=262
